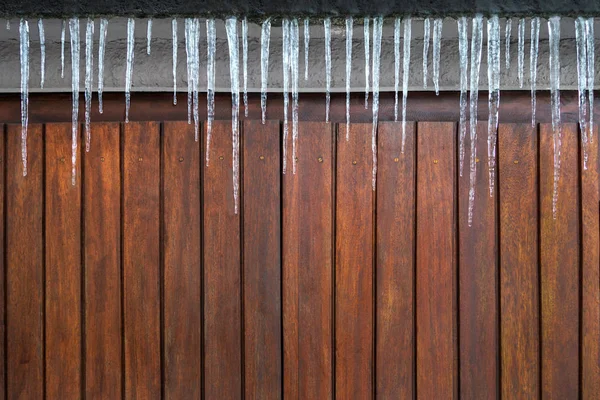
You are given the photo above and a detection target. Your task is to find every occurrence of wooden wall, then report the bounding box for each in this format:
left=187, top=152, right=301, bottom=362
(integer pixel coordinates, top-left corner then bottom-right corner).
left=0, top=94, right=598, bottom=399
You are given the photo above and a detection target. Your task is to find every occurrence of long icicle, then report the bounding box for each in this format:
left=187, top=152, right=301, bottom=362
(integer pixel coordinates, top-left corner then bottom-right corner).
left=85, top=18, right=94, bottom=152
left=423, top=18, right=430, bottom=88
left=530, top=17, right=540, bottom=126
left=394, top=17, right=401, bottom=122
left=548, top=16, right=562, bottom=218
left=401, top=17, right=412, bottom=153
left=125, top=18, right=135, bottom=123
left=458, top=16, right=469, bottom=176
left=19, top=19, right=29, bottom=177
left=69, top=17, right=80, bottom=186
left=260, top=19, right=271, bottom=124
left=345, top=17, right=353, bottom=140
left=61, top=20, right=66, bottom=78
left=147, top=18, right=152, bottom=55
left=371, top=16, right=383, bottom=191
left=432, top=18, right=443, bottom=95
left=98, top=19, right=108, bottom=113
left=585, top=18, right=595, bottom=143
left=291, top=19, right=300, bottom=174
left=575, top=17, right=589, bottom=170
left=517, top=18, right=525, bottom=88
left=185, top=19, right=193, bottom=124
left=324, top=18, right=332, bottom=122
left=304, top=18, right=309, bottom=81
left=242, top=17, right=249, bottom=117
left=225, top=17, right=240, bottom=214
left=206, top=18, right=216, bottom=164
left=364, top=17, right=370, bottom=108
left=282, top=19, right=290, bottom=174
left=192, top=18, right=200, bottom=142
left=38, top=19, right=45, bottom=88
left=487, top=16, right=501, bottom=197
left=468, top=14, right=483, bottom=227
left=172, top=19, right=178, bottom=105
left=505, top=18, right=512, bottom=70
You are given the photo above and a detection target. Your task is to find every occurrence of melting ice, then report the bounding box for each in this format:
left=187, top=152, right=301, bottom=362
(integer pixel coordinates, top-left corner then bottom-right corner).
left=206, top=18, right=216, bottom=164
left=518, top=18, right=525, bottom=88
left=125, top=18, right=135, bottom=123
left=172, top=19, right=178, bottom=105
left=324, top=18, right=332, bottom=122
left=487, top=16, right=500, bottom=197
left=458, top=17, right=468, bottom=176
left=291, top=19, right=300, bottom=174
left=432, top=18, right=443, bottom=95
left=19, top=19, right=29, bottom=176
left=530, top=17, right=540, bottom=126
left=85, top=18, right=94, bottom=152
left=394, top=18, right=401, bottom=122
left=69, top=18, right=80, bottom=186
left=364, top=17, right=370, bottom=108
left=225, top=17, right=241, bottom=214
left=147, top=19, right=152, bottom=55
left=468, top=14, right=483, bottom=227
left=402, top=17, right=412, bottom=153
left=423, top=18, right=430, bottom=89
left=548, top=16, right=561, bottom=217
left=242, top=17, right=249, bottom=117
left=371, top=16, right=383, bottom=191
left=346, top=17, right=353, bottom=140
left=260, top=19, right=271, bottom=124
left=38, top=19, right=45, bottom=88
left=98, top=19, right=108, bottom=114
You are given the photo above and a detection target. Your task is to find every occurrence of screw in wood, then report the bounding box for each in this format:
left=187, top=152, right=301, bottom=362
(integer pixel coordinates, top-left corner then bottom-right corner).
left=514, top=160, right=519, bottom=164
left=59, top=157, right=65, bottom=163
left=259, top=155, right=265, bottom=160
left=434, top=160, right=439, bottom=164
left=476, top=158, right=480, bottom=163
left=179, top=157, right=184, bottom=162
left=100, top=157, right=105, bottom=162
left=394, top=157, right=399, bottom=162
left=352, top=160, right=357, bottom=165
left=318, top=157, right=323, bottom=163
left=219, top=156, right=224, bottom=160
left=138, top=157, right=143, bottom=162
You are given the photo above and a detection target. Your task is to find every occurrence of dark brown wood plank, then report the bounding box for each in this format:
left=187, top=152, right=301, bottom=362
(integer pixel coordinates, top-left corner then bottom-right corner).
left=6, top=124, right=44, bottom=399
left=84, top=123, right=122, bottom=399
left=283, top=122, right=334, bottom=400
left=243, top=120, right=281, bottom=400
left=582, top=125, right=600, bottom=400
left=45, top=123, right=81, bottom=399
left=335, top=123, right=373, bottom=400
left=375, top=121, right=415, bottom=399
left=203, top=120, right=242, bottom=399
left=0, top=124, right=4, bottom=400
left=416, top=121, right=457, bottom=400
left=498, top=123, right=540, bottom=399
left=163, top=122, right=202, bottom=399
left=540, top=123, right=580, bottom=398
left=458, top=122, right=498, bottom=399
left=123, top=121, right=161, bottom=399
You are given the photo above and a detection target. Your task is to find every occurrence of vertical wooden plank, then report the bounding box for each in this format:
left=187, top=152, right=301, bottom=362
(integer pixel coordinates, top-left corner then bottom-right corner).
left=416, top=121, right=457, bottom=400
left=375, top=121, right=415, bottom=399
left=458, top=122, right=498, bottom=399
left=243, top=120, right=281, bottom=399
left=581, top=125, right=600, bottom=400
left=498, top=123, right=539, bottom=399
left=335, top=123, right=373, bottom=400
left=540, top=123, right=580, bottom=398
left=283, top=122, right=333, bottom=400
left=203, top=120, right=242, bottom=399
left=45, top=123, right=81, bottom=399
left=0, top=125, right=4, bottom=400
left=6, top=124, right=44, bottom=399
left=84, top=123, right=121, bottom=399
left=163, top=122, right=201, bottom=399
left=123, top=121, right=161, bottom=399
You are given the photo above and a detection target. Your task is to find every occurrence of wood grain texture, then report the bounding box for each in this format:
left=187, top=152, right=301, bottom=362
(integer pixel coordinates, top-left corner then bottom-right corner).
left=0, top=125, right=4, bottom=400
left=122, top=121, right=161, bottom=399
left=283, top=122, right=334, bottom=400
left=581, top=125, right=600, bottom=400
left=375, top=121, right=415, bottom=399
left=45, top=123, right=81, bottom=399
left=6, top=124, right=44, bottom=399
left=84, top=123, right=122, bottom=399
left=243, top=120, right=282, bottom=400
left=416, top=121, right=458, bottom=400
left=203, top=120, right=242, bottom=400
left=335, top=123, right=373, bottom=400
left=163, top=122, right=202, bottom=399
left=498, top=123, right=540, bottom=399
left=458, top=122, right=498, bottom=399
left=540, top=123, right=580, bottom=399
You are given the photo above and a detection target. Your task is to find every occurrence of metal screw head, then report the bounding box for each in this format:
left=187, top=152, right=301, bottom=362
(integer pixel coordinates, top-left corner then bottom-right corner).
left=100, top=157, right=105, bottom=162
left=219, top=156, right=224, bottom=160
left=318, top=157, right=323, bottom=163
left=476, top=158, right=480, bottom=163
left=352, top=160, right=357, bottom=165
left=259, top=155, right=265, bottom=160
left=59, top=157, right=65, bottom=163
left=433, top=160, right=439, bottom=164
left=394, top=157, right=399, bottom=163
left=179, top=157, right=184, bottom=162
left=514, top=160, right=519, bottom=164
left=138, top=157, right=143, bottom=162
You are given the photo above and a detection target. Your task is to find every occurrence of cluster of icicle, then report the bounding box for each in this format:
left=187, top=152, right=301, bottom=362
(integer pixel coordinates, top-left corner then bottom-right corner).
left=14, top=16, right=594, bottom=221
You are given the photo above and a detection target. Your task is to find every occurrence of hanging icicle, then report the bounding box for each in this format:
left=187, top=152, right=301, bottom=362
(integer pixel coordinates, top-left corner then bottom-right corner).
left=260, top=19, right=271, bottom=124
left=19, top=19, right=29, bottom=177
left=423, top=18, right=431, bottom=89
left=291, top=19, right=300, bottom=174
left=585, top=18, right=595, bottom=143
left=458, top=16, right=469, bottom=177
left=206, top=18, right=216, bottom=164
left=192, top=18, right=200, bottom=142
left=364, top=17, right=370, bottom=109
left=98, top=19, right=108, bottom=114
left=6, top=20, right=10, bottom=30
left=324, top=18, right=332, bottom=122
left=69, top=17, right=80, bottom=186
left=394, top=18, right=401, bottom=122
left=467, top=14, right=483, bottom=227
left=530, top=17, right=540, bottom=126
left=548, top=16, right=562, bottom=218
left=401, top=17, right=412, bottom=153
left=61, top=20, right=66, bottom=79
left=575, top=17, right=589, bottom=156
left=282, top=18, right=291, bottom=174
left=242, top=17, right=249, bottom=117
left=38, top=19, right=45, bottom=88
left=505, top=19, right=512, bottom=70
left=517, top=18, right=525, bottom=88
left=172, top=19, right=178, bottom=105
left=432, top=18, right=443, bottom=95
left=371, top=16, right=383, bottom=191
left=125, top=18, right=135, bottom=123
left=225, top=17, right=241, bottom=214
left=345, top=17, right=353, bottom=140
left=304, top=18, right=310, bottom=81
left=147, top=18, right=152, bottom=55
left=185, top=19, right=193, bottom=124
left=85, top=18, right=94, bottom=152
left=487, top=16, right=501, bottom=197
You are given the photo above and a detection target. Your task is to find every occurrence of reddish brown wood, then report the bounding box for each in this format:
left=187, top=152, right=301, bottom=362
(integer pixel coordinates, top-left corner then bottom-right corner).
left=243, top=120, right=282, bottom=400
left=45, top=123, right=81, bottom=399
left=375, top=121, right=415, bottom=399
left=283, top=122, right=334, bottom=400
left=416, top=121, right=458, bottom=400
left=6, top=124, right=44, bottom=399
left=335, top=123, right=373, bottom=400
left=203, top=120, right=242, bottom=399
left=163, top=122, right=202, bottom=399
left=458, top=122, right=498, bottom=399
left=84, top=123, right=122, bottom=399
left=540, top=123, right=580, bottom=398
left=0, top=125, right=4, bottom=400
left=498, top=123, right=540, bottom=399
left=122, top=122, right=161, bottom=399
left=581, top=125, right=600, bottom=400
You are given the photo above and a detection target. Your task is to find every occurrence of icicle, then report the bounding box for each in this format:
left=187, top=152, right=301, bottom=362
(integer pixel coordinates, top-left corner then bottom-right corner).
left=487, top=16, right=501, bottom=197
left=575, top=17, right=588, bottom=162
left=291, top=19, right=300, bottom=174
left=61, top=20, right=66, bottom=78
left=423, top=18, right=430, bottom=89
left=586, top=18, right=595, bottom=143
left=242, top=17, right=249, bottom=117
left=401, top=17, right=412, bottom=153
left=6, top=20, right=10, bottom=30
left=364, top=17, right=370, bottom=108
left=324, top=18, right=332, bottom=122
left=394, top=18, right=401, bottom=122
left=467, top=14, right=483, bottom=227
left=38, top=19, right=45, bottom=88
left=505, top=19, right=512, bottom=70
left=147, top=18, right=152, bottom=55
left=69, top=18, right=80, bottom=186
left=517, top=18, right=525, bottom=88
left=432, top=18, right=443, bottom=95
left=172, top=19, right=178, bottom=105
left=548, top=16, right=561, bottom=218
left=282, top=19, right=290, bottom=174
left=192, top=18, right=200, bottom=142
left=19, top=19, right=29, bottom=177
left=304, top=18, right=310, bottom=81
left=345, top=17, right=353, bottom=140
left=458, top=17, right=469, bottom=177
left=124, top=18, right=135, bottom=123
left=98, top=19, right=108, bottom=114
left=185, top=19, right=193, bottom=124
left=371, top=16, right=383, bottom=191
left=206, top=18, right=216, bottom=164
left=225, top=17, right=240, bottom=214
left=530, top=17, right=540, bottom=126
left=260, top=19, right=271, bottom=124
left=85, top=18, right=94, bottom=152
